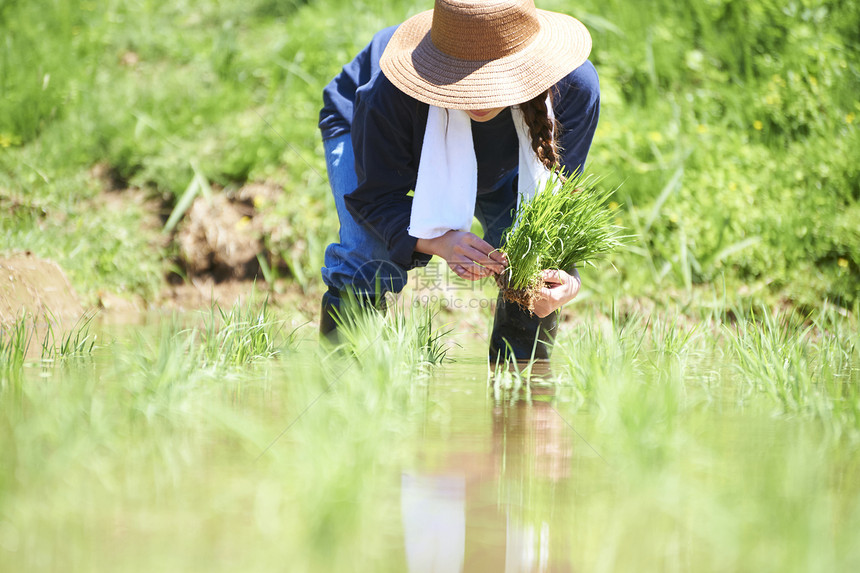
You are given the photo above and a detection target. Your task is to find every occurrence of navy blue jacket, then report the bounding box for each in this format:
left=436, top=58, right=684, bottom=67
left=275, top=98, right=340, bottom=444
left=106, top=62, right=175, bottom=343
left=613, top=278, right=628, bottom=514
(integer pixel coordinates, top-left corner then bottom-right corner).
left=319, top=26, right=600, bottom=270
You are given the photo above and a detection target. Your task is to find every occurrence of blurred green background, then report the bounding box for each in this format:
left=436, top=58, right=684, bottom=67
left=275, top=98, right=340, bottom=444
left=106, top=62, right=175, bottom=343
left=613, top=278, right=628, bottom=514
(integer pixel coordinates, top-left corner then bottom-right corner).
left=1, top=0, right=858, bottom=308
left=2, top=4, right=860, bottom=570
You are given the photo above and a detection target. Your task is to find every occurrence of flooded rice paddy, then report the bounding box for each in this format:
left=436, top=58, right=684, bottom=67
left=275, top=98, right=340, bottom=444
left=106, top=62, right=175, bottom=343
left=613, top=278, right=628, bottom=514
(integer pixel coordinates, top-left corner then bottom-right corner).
left=2, top=304, right=860, bottom=571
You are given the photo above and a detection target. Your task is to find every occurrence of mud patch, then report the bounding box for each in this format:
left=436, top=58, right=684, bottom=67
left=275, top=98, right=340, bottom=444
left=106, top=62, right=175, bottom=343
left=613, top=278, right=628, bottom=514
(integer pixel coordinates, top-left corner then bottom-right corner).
left=176, top=193, right=262, bottom=280
left=0, top=253, right=84, bottom=324
left=159, top=278, right=319, bottom=322
left=174, top=182, right=287, bottom=282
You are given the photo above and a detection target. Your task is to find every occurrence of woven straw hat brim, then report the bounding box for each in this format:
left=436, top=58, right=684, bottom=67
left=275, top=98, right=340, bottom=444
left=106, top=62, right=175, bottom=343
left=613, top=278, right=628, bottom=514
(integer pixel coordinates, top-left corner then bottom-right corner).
left=380, top=9, right=591, bottom=110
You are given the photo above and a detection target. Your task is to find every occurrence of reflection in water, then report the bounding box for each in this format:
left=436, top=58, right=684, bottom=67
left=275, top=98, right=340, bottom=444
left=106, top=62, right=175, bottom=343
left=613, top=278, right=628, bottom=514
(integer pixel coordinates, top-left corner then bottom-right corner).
left=401, top=474, right=466, bottom=573
left=401, top=378, right=575, bottom=572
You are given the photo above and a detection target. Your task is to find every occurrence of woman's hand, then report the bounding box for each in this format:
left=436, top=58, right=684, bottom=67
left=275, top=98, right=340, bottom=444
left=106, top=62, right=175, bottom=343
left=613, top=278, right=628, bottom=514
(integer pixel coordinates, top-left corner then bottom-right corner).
left=416, top=230, right=507, bottom=281
left=532, top=268, right=581, bottom=318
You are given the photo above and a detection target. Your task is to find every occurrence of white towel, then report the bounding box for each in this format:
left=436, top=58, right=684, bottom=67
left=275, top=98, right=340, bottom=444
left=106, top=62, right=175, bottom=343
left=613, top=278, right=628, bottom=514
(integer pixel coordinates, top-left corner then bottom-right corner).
left=408, top=102, right=554, bottom=240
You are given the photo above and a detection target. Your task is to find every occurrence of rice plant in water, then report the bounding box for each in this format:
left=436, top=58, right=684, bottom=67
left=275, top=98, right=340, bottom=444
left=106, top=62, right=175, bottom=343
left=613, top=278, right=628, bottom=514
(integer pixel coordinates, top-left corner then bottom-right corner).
left=331, top=296, right=453, bottom=371
left=497, top=171, right=627, bottom=311
left=1, top=316, right=34, bottom=388
left=197, top=299, right=287, bottom=367
left=405, top=304, right=454, bottom=366
left=40, top=310, right=98, bottom=360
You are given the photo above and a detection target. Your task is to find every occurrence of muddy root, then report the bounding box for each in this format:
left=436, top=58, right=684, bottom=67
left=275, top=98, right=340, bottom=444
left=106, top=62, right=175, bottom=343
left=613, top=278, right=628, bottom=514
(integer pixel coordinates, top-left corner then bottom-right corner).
left=495, top=274, right=545, bottom=314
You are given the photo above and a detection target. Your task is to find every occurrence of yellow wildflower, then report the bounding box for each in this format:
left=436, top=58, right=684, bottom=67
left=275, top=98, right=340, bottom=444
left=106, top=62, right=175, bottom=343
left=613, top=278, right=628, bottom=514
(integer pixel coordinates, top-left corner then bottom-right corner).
left=696, top=124, right=708, bottom=134
left=847, top=113, right=856, bottom=125
left=235, top=216, right=251, bottom=230
left=647, top=131, right=663, bottom=143
left=838, top=258, right=849, bottom=268
left=753, top=120, right=764, bottom=131
left=609, top=201, right=619, bottom=211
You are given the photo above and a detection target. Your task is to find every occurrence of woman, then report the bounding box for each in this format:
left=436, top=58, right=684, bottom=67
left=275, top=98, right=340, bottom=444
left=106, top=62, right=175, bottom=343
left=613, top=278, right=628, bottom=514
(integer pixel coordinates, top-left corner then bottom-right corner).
left=318, top=0, right=599, bottom=361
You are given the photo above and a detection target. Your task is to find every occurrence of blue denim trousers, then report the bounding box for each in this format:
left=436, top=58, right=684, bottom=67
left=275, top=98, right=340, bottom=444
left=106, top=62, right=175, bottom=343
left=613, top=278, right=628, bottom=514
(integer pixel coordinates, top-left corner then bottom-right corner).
left=321, top=133, right=517, bottom=295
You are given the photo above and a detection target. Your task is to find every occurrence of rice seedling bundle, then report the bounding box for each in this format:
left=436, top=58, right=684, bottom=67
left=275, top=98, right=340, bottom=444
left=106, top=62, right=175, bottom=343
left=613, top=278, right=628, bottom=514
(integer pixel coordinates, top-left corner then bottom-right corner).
left=496, top=172, right=626, bottom=312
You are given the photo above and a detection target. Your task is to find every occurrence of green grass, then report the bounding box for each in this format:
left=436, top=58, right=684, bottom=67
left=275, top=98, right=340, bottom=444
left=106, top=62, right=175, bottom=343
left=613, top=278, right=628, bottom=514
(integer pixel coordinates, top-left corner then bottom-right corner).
left=569, top=0, right=860, bottom=306
left=40, top=310, right=99, bottom=360
left=119, top=299, right=300, bottom=372
left=0, top=300, right=448, bottom=571
left=328, top=296, right=454, bottom=370
left=2, top=311, right=100, bottom=371
left=0, top=316, right=33, bottom=387
left=555, top=303, right=860, bottom=444
left=0, top=0, right=857, bottom=307
left=195, top=298, right=293, bottom=367
left=544, top=302, right=860, bottom=570
left=2, top=300, right=860, bottom=571
left=2, top=5, right=858, bottom=566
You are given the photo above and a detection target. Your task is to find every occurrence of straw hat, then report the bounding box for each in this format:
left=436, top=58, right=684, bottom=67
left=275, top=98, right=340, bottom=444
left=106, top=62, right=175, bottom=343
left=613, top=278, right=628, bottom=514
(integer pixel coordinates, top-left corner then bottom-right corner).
left=380, top=0, right=592, bottom=110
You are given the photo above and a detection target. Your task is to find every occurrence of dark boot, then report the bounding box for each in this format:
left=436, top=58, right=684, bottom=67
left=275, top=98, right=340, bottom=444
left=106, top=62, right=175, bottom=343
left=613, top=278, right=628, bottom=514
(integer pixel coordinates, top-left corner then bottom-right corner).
left=319, top=288, right=342, bottom=343
left=489, top=293, right=558, bottom=363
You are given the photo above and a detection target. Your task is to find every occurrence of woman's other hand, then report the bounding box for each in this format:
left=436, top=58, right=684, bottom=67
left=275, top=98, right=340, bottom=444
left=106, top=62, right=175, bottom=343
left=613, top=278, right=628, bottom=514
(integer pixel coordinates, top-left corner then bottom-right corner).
left=416, top=230, right=507, bottom=281
left=532, top=268, right=581, bottom=318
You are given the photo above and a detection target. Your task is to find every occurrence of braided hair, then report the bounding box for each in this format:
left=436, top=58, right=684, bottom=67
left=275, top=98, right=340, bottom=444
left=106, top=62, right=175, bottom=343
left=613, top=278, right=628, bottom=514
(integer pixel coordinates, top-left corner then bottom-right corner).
left=518, top=88, right=560, bottom=171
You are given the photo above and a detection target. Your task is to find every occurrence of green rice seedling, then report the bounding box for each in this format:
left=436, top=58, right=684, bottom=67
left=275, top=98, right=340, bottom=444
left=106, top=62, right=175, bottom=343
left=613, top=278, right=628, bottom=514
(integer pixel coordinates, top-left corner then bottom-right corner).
left=488, top=355, right=528, bottom=401
left=487, top=340, right=557, bottom=396
left=646, top=315, right=705, bottom=389
left=330, top=296, right=453, bottom=375
left=410, top=305, right=454, bottom=366
left=40, top=310, right=98, bottom=360
left=497, top=171, right=627, bottom=312
left=802, top=306, right=860, bottom=441
left=197, top=298, right=289, bottom=367
left=555, top=307, right=646, bottom=407
left=1, top=315, right=34, bottom=388
left=117, top=319, right=240, bottom=428
left=326, top=293, right=387, bottom=356
left=727, top=308, right=816, bottom=414
left=811, top=303, right=860, bottom=385
left=723, top=306, right=860, bottom=442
